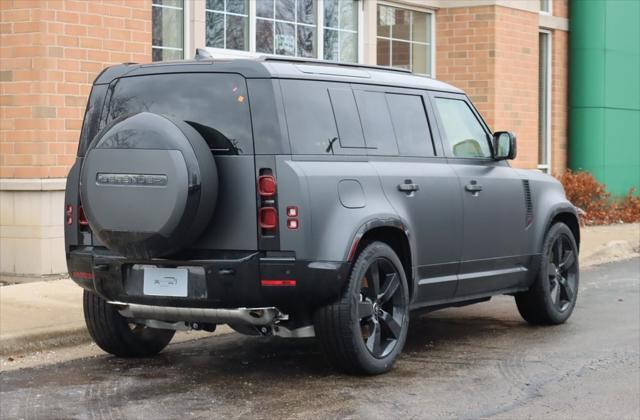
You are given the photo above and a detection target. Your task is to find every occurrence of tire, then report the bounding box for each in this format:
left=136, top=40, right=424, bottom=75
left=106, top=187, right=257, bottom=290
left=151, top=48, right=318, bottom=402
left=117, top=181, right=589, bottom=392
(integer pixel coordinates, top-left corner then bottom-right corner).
left=80, top=112, right=217, bottom=259
left=314, top=241, right=410, bottom=375
left=515, top=222, right=579, bottom=325
left=83, top=290, right=175, bottom=357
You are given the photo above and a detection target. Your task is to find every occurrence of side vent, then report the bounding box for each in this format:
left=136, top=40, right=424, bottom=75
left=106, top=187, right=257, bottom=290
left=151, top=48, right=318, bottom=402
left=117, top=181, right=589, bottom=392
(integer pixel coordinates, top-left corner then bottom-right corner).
left=523, top=179, right=533, bottom=227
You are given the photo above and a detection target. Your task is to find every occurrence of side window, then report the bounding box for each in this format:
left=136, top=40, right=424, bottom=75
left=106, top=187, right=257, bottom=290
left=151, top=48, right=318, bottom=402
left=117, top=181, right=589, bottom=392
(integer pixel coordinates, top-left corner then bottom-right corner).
left=281, top=80, right=339, bottom=155
left=328, top=88, right=365, bottom=149
left=354, top=90, right=399, bottom=156
left=434, top=97, right=492, bottom=158
left=386, top=93, right=435, bottom=157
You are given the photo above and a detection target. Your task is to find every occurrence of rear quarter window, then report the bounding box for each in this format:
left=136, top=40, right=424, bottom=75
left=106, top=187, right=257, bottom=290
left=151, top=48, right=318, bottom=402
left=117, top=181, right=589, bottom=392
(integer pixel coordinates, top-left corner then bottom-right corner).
left=107, top=73, right=253, bottom=154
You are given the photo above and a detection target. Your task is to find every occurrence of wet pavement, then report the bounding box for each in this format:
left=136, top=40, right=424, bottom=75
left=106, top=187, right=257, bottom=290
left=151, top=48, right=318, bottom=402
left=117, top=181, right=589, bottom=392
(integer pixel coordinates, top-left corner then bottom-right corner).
left=1, top=258, right=639, bottom=419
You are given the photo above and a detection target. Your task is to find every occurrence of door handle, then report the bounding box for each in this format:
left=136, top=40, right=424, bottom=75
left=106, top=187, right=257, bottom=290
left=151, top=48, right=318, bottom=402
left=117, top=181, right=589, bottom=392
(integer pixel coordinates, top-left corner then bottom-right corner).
left=464, top=183, right=483, bottom=193
left=398, top=180, right=420, bottom=193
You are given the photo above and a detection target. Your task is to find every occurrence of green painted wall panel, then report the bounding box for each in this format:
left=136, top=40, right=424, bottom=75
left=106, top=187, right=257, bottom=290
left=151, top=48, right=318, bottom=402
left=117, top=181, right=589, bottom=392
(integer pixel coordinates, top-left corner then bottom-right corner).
left=570, top=0, right=640, bottom=197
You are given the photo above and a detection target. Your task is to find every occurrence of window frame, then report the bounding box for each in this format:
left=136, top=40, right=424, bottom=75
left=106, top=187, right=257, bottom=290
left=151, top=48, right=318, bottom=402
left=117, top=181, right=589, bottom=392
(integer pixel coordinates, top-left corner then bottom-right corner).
left=152, top=0, right=187, bottom=61
left=429, top=92, right=496, bottom=162
left=376, top=1, right=436, bottom=77
left=539, top=0, right=552, bottom=15
left=202, top=0, right=364, bottom=63
left=538, top=29, right=553, bottom=173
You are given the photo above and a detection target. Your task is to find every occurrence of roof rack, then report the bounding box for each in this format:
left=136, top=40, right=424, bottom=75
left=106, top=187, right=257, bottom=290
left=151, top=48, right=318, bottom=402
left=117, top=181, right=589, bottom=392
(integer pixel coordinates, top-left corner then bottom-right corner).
left=259, top=55, right=412, bottom=74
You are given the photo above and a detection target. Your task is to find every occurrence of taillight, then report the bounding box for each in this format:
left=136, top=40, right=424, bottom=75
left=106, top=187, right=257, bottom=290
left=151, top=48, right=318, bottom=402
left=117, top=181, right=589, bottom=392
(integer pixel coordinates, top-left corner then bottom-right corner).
left=258, top=175, right=277, bottom=197
left=65, top=205, right=73, bottom=225
left=259, top=207, right=277, bottom=229
left=258, top=169, right=278, bottom=236
left=78, top=205, right=89, bottom=226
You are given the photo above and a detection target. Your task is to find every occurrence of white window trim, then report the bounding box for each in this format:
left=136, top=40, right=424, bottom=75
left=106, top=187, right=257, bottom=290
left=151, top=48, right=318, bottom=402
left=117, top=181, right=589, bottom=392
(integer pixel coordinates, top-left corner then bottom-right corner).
left=201, top=0, right=364, bottom=63
left=538, top=29, right=552, bottom=174
left=539, top=0, right=553, bottom=15
left=376, top=1, right=436, bottom=77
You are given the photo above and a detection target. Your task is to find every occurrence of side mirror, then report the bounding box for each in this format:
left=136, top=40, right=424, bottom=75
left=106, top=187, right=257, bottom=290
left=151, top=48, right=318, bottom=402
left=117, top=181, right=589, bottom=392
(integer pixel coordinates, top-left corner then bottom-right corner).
left=493, top=131, right=517, bottom=160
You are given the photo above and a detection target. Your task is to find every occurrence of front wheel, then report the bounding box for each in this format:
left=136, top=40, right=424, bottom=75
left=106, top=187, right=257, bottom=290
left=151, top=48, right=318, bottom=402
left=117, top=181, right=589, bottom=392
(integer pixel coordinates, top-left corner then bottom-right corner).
left=83, top=290, right=175, bottom=357
left=314, top=241, right=410, bottom=375
left=515, top=222, right=579, bottom=325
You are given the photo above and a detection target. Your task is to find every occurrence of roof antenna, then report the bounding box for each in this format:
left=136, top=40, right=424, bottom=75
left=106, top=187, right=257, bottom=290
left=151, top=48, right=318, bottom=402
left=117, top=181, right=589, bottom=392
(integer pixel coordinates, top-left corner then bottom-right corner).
left=195, top=48, right=213, bottom=60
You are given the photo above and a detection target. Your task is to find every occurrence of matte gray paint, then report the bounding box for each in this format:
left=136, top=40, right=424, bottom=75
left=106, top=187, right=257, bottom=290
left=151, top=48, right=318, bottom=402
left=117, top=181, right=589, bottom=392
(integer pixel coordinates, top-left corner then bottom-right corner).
left=194, top=156, right=258, bottom=251
left=338, top=180, right=366, bottom=209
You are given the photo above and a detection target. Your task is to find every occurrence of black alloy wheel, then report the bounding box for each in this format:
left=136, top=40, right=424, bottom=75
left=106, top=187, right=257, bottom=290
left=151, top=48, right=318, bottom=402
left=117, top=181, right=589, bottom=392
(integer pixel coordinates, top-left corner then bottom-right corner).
left=357, top=257, right=407, bottom=358
left=515, top=222, right=580, bottom=325
left=546, top=233, right=578, bottom=312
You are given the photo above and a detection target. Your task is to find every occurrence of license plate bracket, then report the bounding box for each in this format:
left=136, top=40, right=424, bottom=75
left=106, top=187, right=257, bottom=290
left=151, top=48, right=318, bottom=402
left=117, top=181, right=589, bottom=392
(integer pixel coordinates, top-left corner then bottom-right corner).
left=143, top=267, right=188, bottom=297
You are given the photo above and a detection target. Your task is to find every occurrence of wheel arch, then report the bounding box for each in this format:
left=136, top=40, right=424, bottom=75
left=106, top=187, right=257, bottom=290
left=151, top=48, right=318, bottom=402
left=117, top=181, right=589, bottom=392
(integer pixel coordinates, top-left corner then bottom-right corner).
left=540, top=205, right=581, bottom=252
left=347, top=220, right=416, bottom=300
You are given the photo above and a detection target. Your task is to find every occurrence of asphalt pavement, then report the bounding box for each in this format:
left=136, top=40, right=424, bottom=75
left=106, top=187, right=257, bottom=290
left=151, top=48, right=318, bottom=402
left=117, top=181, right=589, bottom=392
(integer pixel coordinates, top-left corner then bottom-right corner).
left=1, top=258, right=638, bottom=419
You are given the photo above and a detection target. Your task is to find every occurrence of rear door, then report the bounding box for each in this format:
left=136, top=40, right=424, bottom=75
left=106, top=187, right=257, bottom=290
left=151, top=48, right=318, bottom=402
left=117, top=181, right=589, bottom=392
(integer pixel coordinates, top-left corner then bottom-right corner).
left=353, top=85, right=463, bottom=305
left=430, top=93, right=529, bottom=296
left=105, top=73, right=258, bottom=252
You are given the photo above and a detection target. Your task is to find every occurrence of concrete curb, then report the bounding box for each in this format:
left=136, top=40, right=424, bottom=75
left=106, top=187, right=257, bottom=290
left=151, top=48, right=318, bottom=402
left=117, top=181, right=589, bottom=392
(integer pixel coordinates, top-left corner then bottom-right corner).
left=1, top=327, right=90, bottom=357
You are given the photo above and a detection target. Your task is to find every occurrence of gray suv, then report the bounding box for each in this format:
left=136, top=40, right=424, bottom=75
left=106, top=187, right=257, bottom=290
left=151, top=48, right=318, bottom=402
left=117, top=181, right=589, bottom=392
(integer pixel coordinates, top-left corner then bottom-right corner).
left=65, top=57, right=580, bottom=375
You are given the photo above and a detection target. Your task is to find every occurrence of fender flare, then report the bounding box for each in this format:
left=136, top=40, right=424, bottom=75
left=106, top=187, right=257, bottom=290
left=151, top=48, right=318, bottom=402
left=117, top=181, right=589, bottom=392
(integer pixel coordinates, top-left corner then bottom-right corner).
left=536, top=203, right=580, bottom=252
left=345, top=217, right=418, bottom=292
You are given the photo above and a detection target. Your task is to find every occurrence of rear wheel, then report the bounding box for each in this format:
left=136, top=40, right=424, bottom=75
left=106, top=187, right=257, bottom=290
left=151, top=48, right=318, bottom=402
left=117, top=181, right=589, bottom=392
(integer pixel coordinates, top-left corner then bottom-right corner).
left=83, top=290, right=175, bottom=357
left=515, top=222, right=579, bottom=325
left=315, top=241, right=410, bottom=375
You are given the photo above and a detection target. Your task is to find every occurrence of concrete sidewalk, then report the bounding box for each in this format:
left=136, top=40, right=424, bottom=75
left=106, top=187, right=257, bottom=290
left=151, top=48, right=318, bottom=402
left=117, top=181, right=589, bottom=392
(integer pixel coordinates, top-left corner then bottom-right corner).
left=1, top=223, right=638, bottom=357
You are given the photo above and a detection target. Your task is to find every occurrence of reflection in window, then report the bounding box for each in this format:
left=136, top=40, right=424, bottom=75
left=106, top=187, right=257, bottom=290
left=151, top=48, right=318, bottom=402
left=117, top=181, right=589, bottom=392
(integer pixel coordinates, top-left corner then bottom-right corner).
left=152, top=0, right=184, bottom=61
left=376, top=5, right=432, bottom=76
left=206, top=0, right=249, bottom=51
left=256, top=0, right=316, bottom=57
left=435, top=98, right=491, bottom=158
left=324, top=0, right=358, bottom=62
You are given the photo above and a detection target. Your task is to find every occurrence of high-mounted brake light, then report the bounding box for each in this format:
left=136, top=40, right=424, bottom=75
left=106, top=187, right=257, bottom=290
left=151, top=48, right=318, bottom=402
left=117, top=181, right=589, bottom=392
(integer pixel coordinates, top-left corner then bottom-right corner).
left=258, top=175, right=277, bottom=197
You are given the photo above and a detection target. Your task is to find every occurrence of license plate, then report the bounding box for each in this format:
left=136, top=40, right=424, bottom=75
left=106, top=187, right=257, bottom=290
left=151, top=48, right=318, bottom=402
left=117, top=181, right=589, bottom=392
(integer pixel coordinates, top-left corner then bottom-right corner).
left=143, top=267, right=188, bottom=297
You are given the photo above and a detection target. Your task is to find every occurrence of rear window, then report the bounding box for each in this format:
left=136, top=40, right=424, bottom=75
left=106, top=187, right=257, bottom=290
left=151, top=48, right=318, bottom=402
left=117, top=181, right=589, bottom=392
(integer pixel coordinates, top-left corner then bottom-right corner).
left=106, top=73, right=253, bottom=154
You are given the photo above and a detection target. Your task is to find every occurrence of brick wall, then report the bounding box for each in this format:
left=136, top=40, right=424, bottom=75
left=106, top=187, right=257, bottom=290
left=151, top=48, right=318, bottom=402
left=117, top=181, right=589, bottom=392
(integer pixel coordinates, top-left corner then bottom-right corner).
left=435, top=6, right=497, bottom=126
left=0, top=0, right=152, bottom=179
left=551, top=29, right=568, bottom=174
left=493, top=6, right=539, bottom=170
left=435, top=4, right=569, bottom=173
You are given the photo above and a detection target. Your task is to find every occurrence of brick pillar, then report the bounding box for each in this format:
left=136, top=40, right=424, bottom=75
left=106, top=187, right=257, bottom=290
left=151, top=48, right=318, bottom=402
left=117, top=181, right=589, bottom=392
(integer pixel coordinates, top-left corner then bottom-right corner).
left=0, top=0, right=152, bottom=277
left=436, top=5, right=541, bottom=171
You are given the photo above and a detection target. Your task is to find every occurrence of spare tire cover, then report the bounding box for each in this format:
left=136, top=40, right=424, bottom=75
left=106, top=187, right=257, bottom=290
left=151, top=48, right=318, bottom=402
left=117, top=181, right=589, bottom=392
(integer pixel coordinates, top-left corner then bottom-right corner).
left=80, top=112, right=217, bottom=259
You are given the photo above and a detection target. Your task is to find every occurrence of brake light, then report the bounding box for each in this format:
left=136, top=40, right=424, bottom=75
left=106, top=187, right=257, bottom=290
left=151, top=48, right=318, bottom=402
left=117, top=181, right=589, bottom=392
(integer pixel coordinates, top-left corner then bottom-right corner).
left=78, top=205, right=89, bottom=226
left=65, top=205, right=73, bottom=225
left=259, top=207, right=277, bottom=229
left=258, top=175, right=277, bottom=197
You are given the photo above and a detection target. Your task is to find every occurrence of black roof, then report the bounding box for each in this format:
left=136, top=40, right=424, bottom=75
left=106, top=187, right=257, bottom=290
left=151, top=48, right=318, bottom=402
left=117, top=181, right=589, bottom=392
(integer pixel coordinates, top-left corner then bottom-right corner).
left=94, top=56, right=463, bottom=94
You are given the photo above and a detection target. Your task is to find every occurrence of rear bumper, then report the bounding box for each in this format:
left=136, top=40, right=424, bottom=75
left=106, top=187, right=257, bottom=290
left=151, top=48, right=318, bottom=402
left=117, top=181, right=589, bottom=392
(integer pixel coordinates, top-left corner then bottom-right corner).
left=67, top=247, right=350, bottom=312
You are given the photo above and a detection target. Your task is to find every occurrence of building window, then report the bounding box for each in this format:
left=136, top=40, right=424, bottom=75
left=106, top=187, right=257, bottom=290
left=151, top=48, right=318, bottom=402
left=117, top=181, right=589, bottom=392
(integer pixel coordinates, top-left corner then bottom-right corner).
left=255, top=0, right=316, bottom=57
left=152, top=0, right=184, bottom=61
left=540, top=0, right=552, bottom=14
left=324, top=0, right=358, bottom=62
left=376, top=5, right=432, bottom=76
left=538, top=31, right=552, bottom=172
left=201, top=1, right=359, bottom=62
left=206, top=0, right=249, bottom=51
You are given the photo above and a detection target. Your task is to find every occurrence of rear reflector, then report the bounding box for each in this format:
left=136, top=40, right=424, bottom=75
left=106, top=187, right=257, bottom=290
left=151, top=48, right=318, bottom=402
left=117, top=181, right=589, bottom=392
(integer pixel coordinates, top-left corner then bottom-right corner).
left=258, top=175, right=277, bottom=197
left=261, top=279, right=297, bottom=287
left=72, top=271, right=94, bottom=280
left=65, top=205, right=73, bottom=225
left=78, top=205, right=89, bottom=226
left=259, top=207, right=278, bottom=229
